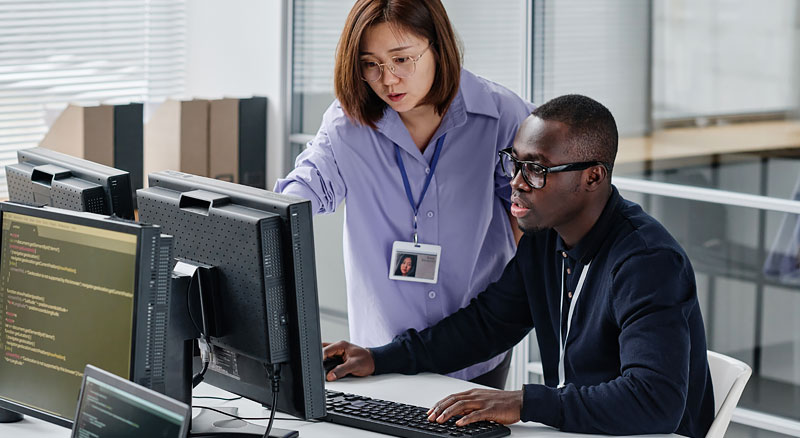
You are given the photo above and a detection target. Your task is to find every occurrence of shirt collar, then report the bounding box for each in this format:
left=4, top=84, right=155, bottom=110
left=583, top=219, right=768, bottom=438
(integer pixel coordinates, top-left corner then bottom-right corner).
left=459, top=69, right=500, bottom=119
left=375, top=69, right=498, bottom=162
left=555, top=186, right=622, bottom=265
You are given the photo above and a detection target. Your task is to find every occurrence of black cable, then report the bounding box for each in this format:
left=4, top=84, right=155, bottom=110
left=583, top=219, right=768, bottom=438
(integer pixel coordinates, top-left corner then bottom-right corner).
left=262, top=363, right=282, bottom=438
left=190, top=405, right=310, bottom=422
left=185, top=272, right=204, bottom=334
left=262, top=389, right=279, bottom=438
left=189, top=271, right=211, bottom=388
left=192, top=395, right=243, bottom=401
left=191, top=357, right=209, bottom=388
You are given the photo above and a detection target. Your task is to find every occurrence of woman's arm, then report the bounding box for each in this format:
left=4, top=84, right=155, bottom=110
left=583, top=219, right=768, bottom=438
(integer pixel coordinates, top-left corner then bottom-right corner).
left=274, top=123, right=347, bottom=215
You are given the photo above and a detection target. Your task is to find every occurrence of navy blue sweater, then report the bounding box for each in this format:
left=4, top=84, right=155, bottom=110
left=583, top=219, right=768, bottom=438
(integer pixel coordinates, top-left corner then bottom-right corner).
left=370, top=187, right=715, bottom=437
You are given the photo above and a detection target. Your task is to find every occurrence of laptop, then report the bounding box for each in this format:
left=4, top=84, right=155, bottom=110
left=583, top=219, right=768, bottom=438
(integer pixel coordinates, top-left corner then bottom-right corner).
left=72, top=365, right=190, bottom=438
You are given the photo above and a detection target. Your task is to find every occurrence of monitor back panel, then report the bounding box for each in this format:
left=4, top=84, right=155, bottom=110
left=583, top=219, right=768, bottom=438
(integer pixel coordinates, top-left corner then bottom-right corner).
left=6, top=162, right=108, bottom=215
left=142, top=171, right=325, bottom=420
left=16, top=147, right=135, bottom=219
left=137, top=187, right=290, bottom=364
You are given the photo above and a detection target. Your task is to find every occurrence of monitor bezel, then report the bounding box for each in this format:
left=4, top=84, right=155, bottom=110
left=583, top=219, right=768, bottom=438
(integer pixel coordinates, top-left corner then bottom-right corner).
left=0, top=202, right=147, bottom=428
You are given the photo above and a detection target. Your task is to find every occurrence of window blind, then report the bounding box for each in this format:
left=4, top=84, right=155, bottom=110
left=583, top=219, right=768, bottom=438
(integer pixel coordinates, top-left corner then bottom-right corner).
left=653, top=0, right=800, bottom=121
left=0, top=0, right=186, bottom=196
left=291, top=0, right=529, bottom=130
left=531, top=0, right=651, bottom=136
left=441, top=0, right=528, bottom=97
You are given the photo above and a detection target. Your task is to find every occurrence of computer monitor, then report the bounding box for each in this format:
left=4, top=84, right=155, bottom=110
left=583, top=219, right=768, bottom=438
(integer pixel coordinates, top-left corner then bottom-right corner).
left=6, top=147, right=135, bottom=219
left=137, top=170, right=326, bottom=425
left=72, top=364, right=190, bottom=438
left=0, top=202, right=173, bottom=428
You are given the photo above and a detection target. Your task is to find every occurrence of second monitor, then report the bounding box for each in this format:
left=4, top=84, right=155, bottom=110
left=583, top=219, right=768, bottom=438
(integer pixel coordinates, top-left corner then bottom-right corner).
left=6, top=147, right=135, bottom=220
left=137, top=170, right=326, bottom=423
left=0, top=202, right=172, bottom=428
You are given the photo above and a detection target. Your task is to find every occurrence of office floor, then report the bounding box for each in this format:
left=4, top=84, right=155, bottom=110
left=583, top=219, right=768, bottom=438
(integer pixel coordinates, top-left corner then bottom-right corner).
left=728, top=423, right=795, bottom=438
left=739, top=372, right=800, bottom=422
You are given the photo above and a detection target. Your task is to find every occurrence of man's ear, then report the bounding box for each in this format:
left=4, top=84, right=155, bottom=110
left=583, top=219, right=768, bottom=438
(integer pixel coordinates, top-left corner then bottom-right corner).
left=584, top=165, right=608, bottom=192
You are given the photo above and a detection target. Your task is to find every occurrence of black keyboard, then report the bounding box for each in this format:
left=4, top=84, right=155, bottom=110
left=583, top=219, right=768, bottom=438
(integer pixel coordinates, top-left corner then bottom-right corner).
left=323, top=389, right=511, bottom=438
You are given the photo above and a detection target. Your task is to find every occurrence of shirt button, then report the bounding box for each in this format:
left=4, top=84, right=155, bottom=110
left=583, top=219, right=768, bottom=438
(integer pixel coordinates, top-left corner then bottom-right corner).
left=425, top=168, right=431, bottom=174
left=568, top=291, right=573, bottom=299
left=426, top=211, right=434, bottom=218
left=428, top=291, right=436, bottom=299
left=561, top=251, right=568, bottom=258
left=566, top=268, right=572, bottom=275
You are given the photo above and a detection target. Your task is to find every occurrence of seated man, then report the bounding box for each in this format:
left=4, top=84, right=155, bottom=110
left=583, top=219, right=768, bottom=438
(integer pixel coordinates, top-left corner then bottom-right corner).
left=324, top=94, right=715, bottom=438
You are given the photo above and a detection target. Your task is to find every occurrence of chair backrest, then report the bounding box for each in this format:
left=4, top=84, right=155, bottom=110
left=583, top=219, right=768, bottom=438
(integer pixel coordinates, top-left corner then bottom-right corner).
left=705, top=351, right=752, bottom=438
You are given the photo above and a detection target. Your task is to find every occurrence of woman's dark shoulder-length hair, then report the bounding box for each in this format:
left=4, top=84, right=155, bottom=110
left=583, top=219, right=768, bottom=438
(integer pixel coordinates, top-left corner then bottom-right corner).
left=334, top=0, right=462, bottom=129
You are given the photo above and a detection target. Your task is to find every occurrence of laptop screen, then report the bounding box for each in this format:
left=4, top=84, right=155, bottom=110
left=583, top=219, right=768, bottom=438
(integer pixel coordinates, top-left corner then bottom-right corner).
left=72, top=367, right=188, bottom=438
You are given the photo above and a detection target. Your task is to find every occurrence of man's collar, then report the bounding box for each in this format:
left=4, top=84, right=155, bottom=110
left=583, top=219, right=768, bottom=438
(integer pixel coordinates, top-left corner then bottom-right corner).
left=555, top=186, right=622, bottom=265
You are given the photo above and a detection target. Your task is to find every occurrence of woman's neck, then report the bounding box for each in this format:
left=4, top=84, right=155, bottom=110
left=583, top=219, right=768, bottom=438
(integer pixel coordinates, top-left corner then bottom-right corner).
left=399, top=105, right=443, bottom=153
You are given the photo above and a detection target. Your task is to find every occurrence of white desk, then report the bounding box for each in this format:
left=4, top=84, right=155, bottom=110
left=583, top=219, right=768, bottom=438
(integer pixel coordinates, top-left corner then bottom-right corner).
left=2, top=373, right=678, bottom=437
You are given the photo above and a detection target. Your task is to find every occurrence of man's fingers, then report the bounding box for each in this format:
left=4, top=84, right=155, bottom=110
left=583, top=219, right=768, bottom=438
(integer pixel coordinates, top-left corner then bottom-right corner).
left=428, top=389, right=496, bottom=417
left=428, top=390, right=480, bottom=419
left=436, top=400, right=480, bottom=423
left=456, top=409, right=488, bottom=426
left=333, top=359, right=368, bottom=381
left=428, top=393, right=463, bottom=419
left=430, top=389, right=521, bottom=426
left=322, top=340, right=348, bottom=359
left=322, top=342, right=331, bottom=347
left=325, top=361, right=348, bottom=381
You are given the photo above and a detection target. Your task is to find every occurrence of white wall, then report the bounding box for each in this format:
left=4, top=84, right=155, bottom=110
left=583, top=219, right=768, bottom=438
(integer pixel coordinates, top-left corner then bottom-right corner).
left=183, top=1, right=351, bottom=342
left=184, top=0, right=286, bottom=186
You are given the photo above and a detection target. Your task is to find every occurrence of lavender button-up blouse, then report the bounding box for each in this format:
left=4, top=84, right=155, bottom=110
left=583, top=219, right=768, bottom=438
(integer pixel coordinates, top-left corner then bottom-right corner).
left=275, top=69, right=535, bottom=380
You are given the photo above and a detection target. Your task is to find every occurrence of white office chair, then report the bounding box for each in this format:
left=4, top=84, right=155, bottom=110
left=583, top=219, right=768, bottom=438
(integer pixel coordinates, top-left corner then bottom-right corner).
left=705, top=350, right=752, bottom=438
left=522, top=351, right=750, bottom=437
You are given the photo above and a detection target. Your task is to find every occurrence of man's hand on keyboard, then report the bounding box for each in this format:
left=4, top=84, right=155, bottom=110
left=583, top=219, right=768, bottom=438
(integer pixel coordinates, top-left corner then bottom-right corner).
left=322, top=341, right=376, bottom=381
left=427, top=388, right=523, bottom=426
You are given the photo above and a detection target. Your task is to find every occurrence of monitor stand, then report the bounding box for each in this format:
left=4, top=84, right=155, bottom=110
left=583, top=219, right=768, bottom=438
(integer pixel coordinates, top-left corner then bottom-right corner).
left=0, top=408, right=23, bottom=423
left=190, top=406, right=298, bottom=438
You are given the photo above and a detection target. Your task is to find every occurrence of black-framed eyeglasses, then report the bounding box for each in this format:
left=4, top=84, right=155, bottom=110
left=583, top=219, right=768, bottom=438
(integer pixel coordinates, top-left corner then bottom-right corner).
left=498, top=148, right=609, bottom=189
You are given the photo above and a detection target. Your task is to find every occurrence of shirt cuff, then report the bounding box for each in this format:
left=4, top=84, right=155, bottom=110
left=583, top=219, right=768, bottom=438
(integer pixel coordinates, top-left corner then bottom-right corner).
left=521, top=384, right=562, bottom=428
left=368, top=342, right=408, bottom=375
left=275, top=181, right=321, bottom=213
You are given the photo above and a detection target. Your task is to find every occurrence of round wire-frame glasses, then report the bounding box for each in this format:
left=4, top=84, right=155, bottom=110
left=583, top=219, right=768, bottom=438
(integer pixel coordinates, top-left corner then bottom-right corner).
left=359, top=44, right=432, bottom=82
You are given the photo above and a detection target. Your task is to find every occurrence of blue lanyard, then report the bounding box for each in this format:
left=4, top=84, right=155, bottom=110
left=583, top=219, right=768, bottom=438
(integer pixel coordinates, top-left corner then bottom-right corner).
left=394, top=133, right=446, bottom=244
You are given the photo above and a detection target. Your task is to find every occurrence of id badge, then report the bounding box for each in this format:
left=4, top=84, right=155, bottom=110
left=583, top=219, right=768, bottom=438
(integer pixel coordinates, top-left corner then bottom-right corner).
left=388, top=241, right=442, bottom=284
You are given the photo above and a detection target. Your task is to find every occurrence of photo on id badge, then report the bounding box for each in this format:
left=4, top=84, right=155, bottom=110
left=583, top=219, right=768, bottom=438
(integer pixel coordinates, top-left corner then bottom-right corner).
left=389, top=241, right=441, bottom=284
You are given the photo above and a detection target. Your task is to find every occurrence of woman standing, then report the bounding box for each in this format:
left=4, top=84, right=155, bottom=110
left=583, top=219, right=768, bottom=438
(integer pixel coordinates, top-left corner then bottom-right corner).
left=275, top=0, right=534, bottom=389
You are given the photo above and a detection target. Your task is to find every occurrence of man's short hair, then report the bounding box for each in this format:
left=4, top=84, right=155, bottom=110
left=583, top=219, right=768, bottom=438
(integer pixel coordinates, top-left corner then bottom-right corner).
left=532, top=94, right=618, bottom=171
